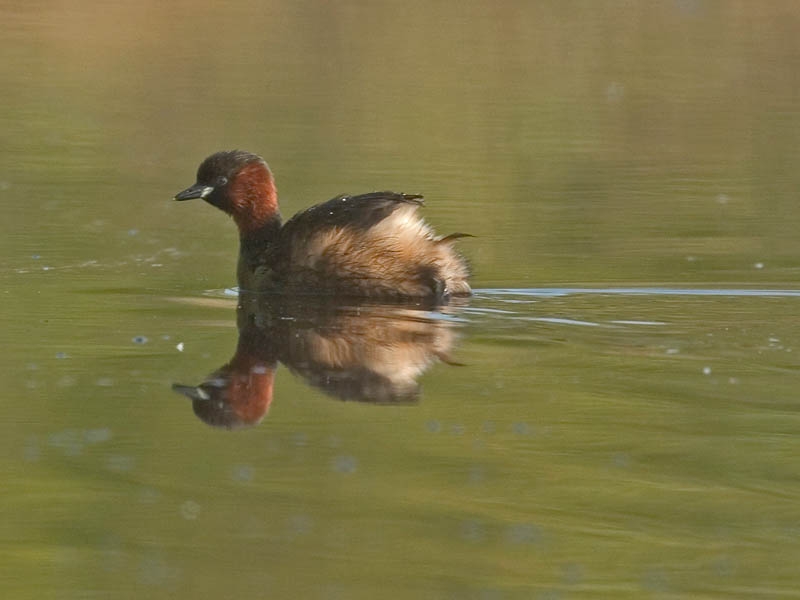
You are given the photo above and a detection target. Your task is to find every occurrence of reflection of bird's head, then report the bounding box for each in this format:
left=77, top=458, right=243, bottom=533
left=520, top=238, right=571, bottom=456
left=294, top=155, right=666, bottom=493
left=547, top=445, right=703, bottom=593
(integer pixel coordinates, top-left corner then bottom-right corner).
left=172, top=361, right=275, bottom=429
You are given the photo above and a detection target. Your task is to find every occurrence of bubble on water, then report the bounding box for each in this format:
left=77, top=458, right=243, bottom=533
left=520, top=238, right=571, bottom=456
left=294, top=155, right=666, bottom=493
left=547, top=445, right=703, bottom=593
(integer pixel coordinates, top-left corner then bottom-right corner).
left=332, top=455, right=357, bottom=474
left=612, top=453, right=631, bottom=468
left=712, top=555, right=736, bottom=577
left=230, top=464, right=255, bottom=483
left=95, top=378, right=115, bottom=387
left=137, top=553, right=179, bottom=586
left=702, top=366, right=712, bottom=375
left=138, top=487, right=161, bottom=505
left=132, top=336, right=148, bottom=345
left=754, top=262, right=764, bottom=269
left=85, top=428, right=112, bottom=444
left=605, top=81, right=625, bottom=103
left=180, top=500, right=201, bottom=520
left=561, top=563, right=584, bottom=585
left=505, top=523, right=543, bottom=546
left=106, top=454, right=136, bottom=473
left=716, top=194, right=730, bottom=205
left=31, top=254, right=41, bottom=260
left=55, top=352, right=69, bottom=360
left=477, top=588, right=505, bottom=600
left=461, top=519, right=486, bottom=543
left=48, top=429, right=84, bottom=456
left=286, top=514, right=313, bottom=540
left=468, top=465, right=485, bottom=484
left=23, top=436, right=40, bottom=462
left=58, top=375, right=77, bottom=388
left=100, top=534, right=126, bottom=573
left=640, top=568, right=670, bottom=592
left=176, top=342, right=184, bottom=352
left=127, top=229, right=139, bottom=236
left=425, top=420, right=441, bottom=433
left=665, top=348, right=679, bottom=355
left=513, top=422, right=532, bottom=436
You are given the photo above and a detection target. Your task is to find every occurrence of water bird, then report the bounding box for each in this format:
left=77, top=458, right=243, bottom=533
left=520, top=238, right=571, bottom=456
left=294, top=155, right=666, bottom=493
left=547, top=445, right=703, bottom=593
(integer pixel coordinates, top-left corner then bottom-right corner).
left=174, top=150, right=471, bottom=300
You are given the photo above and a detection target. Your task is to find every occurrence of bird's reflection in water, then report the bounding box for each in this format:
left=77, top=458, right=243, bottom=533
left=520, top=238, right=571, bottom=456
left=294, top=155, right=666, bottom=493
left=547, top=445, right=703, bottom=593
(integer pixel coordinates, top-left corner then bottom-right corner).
left=172, top=292, right=467, bottom=429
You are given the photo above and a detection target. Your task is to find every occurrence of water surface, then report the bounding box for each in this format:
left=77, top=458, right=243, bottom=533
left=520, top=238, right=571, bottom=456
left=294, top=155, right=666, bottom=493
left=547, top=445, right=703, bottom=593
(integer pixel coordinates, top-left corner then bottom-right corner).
left=4, top=1, right=800, bottom=598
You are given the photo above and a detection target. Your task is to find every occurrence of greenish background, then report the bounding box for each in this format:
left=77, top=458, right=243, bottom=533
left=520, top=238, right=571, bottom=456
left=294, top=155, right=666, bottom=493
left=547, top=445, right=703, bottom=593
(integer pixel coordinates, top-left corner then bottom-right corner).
left=3, top=1, right=800, bottom=598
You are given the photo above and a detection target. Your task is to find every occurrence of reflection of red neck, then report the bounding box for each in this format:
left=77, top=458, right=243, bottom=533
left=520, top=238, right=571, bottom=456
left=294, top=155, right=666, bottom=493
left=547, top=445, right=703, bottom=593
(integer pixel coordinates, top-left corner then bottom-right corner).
left=226, top=353, right=275, bottom=425
left=230, top=161, right=279, bottom=234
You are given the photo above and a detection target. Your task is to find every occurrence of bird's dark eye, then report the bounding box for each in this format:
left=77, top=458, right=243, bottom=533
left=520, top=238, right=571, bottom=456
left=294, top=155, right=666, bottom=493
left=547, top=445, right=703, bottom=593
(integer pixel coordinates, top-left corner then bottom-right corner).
left=216, top=176, right=228, bottom=187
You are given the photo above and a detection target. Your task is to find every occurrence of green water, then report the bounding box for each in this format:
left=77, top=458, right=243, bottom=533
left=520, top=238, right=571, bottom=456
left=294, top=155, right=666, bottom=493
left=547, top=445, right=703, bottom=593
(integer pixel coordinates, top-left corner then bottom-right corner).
left=4, top=1, right=800, bottom=598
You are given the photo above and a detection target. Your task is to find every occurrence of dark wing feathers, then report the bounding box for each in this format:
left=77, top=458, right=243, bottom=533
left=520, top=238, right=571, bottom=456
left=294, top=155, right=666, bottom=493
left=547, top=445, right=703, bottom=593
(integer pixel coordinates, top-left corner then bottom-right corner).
left=281, top=191, right=424, bottom=237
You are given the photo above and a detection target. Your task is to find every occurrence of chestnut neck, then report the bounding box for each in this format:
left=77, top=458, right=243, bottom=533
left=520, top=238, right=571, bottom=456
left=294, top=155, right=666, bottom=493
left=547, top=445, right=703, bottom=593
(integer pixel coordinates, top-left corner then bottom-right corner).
left=229, top=161, right=280, bottom=235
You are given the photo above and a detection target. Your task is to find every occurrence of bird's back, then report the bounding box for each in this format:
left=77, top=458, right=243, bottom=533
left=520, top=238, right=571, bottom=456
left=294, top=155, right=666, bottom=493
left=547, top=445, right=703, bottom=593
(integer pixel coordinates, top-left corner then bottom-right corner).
left=267, top=192, right=471, bottom=299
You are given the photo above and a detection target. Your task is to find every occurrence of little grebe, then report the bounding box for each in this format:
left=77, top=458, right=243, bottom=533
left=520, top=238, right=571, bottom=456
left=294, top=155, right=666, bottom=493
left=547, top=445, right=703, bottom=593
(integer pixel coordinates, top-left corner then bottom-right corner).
left=174, top=150, right=471, bottom=299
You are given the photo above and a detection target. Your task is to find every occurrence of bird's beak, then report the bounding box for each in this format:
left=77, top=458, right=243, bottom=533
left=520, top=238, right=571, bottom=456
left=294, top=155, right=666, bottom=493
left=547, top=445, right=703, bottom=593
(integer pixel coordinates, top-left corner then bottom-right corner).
left=172, top=383, right=211, bottom=401
left=174, top=183, right=214, bottom=201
